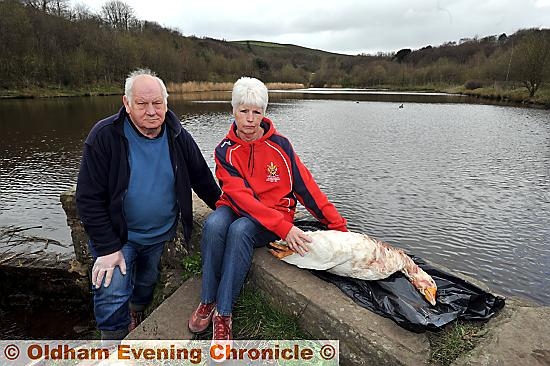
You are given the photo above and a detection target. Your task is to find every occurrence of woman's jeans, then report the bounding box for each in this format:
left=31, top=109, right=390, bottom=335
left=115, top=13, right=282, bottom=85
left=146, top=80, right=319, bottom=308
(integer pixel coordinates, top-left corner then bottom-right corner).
left=91, top=241, right=165, bottom=332
left=201, top=206, right=278, bottom=316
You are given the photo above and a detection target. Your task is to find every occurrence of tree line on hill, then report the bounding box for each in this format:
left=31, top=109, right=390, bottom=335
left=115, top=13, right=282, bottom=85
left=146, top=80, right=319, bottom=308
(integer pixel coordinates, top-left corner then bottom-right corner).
left=1, top=0, right=549, bottom=97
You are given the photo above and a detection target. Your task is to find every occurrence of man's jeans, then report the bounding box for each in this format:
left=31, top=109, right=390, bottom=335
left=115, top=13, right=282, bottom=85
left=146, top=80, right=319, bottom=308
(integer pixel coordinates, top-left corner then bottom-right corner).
left=91, top=241, right=165, bottom=332
left=201, top=206, right=278, bottom=316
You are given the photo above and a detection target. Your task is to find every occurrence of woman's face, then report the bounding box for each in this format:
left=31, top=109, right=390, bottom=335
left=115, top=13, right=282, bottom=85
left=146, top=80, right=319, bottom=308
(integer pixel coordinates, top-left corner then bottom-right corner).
left=234, top=104, right=264, bottom=140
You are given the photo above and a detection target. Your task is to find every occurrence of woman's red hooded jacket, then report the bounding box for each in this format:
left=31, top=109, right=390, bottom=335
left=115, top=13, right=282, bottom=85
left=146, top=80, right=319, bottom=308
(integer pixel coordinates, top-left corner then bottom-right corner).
left=214, top=117, right=347, bottom=239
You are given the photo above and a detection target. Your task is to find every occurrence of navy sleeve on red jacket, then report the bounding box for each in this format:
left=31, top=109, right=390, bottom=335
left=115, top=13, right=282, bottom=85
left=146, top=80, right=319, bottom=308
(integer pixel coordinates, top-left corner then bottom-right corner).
left=269, top=135, right=347, bottom=232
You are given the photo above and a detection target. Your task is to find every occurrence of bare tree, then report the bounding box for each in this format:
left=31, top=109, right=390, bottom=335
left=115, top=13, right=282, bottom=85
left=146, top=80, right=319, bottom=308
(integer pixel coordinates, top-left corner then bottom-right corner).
left=20, top=0, right=68, bottom=14
left=100, top=0, right=136, bottom=30
left=50, top=0, right=69, bottom=16
left=68, top=2, right=94, bottom=21
left=512, top=29, right=550, bottom=97
left=19, top=0, right=46, bottom=11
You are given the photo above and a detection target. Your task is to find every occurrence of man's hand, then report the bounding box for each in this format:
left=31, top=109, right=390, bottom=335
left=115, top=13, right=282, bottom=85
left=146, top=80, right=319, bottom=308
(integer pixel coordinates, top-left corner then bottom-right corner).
left=92, top=250, right=126, bottom=289
left=284, top=226, right=312, bottom=256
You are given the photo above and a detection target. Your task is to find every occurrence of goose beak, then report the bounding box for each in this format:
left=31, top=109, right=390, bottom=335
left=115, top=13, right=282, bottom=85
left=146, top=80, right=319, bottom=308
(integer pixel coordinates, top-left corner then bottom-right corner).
left=423, top=287, right=437, bottom=306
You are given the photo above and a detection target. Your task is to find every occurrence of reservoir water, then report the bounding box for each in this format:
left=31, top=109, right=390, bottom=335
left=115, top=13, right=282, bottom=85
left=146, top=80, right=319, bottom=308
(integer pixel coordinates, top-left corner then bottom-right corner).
left=1, top=90, right=549, bottom=306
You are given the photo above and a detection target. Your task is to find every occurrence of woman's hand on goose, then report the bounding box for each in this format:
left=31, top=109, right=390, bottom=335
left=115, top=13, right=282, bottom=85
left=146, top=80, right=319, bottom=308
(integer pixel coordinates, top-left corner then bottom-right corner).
left=285, top=226, right=312, bottom=256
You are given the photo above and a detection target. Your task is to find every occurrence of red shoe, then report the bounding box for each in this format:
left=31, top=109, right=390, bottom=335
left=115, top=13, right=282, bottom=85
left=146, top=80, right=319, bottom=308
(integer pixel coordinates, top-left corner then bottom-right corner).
left=128, top=310, right=144, bottom=332
left=212, top=311, right=232, bottom=342
left=210, top=312, right=233, bottom=362
left=188, top=302, right=216, bottom=333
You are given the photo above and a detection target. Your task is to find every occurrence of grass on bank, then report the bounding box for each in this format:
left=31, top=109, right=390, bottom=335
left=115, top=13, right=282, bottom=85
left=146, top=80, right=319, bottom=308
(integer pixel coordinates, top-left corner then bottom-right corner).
left=183, top=253, right=487, bottom=365
left=428, top=320, right=485, bottom=366
left=182, top=251, right=202, bottom=281
left=192, top=285, right=309, bottom=341
left=0, top=84, right=121, bottom=98
left=182, top=253, right=308, bottom=340
left=448, top=85, right=550, bottom=106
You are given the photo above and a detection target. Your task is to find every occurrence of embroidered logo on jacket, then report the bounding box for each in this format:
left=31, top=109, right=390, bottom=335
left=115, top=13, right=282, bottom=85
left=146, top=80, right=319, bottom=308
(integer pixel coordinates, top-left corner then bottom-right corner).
left=266, top=162, right=280, bottom=183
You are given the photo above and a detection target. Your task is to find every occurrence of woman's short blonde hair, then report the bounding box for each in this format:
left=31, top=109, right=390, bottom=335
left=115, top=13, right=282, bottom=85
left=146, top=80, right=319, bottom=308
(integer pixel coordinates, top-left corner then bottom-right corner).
left=231, top=77, right=268, bottom=114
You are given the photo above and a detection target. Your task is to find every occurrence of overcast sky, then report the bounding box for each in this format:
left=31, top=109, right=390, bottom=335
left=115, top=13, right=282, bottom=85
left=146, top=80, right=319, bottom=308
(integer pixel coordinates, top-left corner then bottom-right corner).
left=72, top=0, right=550, bottom=55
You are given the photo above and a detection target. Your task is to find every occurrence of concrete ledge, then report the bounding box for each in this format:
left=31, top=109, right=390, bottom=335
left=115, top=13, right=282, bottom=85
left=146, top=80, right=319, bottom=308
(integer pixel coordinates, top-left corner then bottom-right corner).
left=127, top=277, right=201, bottom=340
left=452, top=298, right=550, bottom=366
left=250, top=249, right=430, bottom=365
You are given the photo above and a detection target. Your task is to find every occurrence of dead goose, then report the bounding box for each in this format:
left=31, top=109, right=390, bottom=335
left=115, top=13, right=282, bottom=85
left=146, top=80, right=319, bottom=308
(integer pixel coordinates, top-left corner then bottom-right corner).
left=269, top=230, right=437, bottom=305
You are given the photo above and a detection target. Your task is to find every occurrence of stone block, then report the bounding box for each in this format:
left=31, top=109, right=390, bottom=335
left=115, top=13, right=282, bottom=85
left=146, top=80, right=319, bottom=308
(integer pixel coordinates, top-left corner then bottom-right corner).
left=60, top=187, right=213, bottom=270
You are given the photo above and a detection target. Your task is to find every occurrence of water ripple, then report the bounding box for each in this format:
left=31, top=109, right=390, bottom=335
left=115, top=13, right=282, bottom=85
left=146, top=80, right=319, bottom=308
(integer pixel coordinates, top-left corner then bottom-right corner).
left=1, top=96, right=549, bottom=305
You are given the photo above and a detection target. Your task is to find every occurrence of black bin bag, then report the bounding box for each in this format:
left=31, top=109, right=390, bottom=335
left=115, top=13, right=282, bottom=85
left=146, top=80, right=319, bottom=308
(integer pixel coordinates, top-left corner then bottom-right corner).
left=293, top=220, right=506, bottom=332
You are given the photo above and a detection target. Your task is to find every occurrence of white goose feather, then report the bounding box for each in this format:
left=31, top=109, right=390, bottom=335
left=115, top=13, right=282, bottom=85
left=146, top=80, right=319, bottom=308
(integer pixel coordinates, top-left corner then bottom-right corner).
left=270, top=230, right=438, bottom=305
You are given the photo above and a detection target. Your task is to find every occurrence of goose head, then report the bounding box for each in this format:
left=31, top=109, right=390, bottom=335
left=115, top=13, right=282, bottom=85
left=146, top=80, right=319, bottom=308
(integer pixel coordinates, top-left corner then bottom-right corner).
left=403, top=265, right=437, bottom=306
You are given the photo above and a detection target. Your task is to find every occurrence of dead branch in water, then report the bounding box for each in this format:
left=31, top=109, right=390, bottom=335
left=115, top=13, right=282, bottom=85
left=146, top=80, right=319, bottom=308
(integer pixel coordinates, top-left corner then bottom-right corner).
left=0, top=225, right=66, bottom=249
left=1, top=225, right=42, bottom=235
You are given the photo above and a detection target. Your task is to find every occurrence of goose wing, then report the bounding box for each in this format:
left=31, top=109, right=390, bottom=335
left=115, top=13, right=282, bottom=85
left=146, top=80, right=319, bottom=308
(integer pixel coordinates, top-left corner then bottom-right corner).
left=280, top=230, right=354, bottom=270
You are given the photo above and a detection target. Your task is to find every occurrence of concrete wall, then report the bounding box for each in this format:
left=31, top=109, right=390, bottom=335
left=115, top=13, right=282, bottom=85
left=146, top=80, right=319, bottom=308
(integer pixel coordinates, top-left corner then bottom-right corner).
left=60, top=185, right=211, bottom=269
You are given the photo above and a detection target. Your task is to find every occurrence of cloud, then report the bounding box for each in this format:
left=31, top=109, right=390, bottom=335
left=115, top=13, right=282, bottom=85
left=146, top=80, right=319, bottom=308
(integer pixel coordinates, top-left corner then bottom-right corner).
left=70, top=0, right=550, bottom=54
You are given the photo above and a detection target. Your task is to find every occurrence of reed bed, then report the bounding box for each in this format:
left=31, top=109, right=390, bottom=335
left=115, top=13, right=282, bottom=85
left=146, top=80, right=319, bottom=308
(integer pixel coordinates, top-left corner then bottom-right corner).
left=166, top=81, right=233, bottom=93
left=265, top=82, right=305, bottom=90
left=167, top=81, right=305, bottom=93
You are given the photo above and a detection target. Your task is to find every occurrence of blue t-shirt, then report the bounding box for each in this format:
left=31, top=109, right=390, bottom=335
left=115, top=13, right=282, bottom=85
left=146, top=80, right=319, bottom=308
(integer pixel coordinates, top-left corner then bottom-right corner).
left=123, top=118, right=177, bottom=244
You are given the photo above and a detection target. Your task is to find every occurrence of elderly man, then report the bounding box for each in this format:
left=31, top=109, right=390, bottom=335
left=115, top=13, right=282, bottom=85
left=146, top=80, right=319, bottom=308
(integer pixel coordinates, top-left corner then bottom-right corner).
left=76, top=68, right=220, bottom=340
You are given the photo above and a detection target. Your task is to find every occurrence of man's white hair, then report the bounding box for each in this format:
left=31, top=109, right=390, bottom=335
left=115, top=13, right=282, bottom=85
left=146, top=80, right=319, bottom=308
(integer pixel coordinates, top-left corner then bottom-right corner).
left=231, top=77, right=268, bottom=114
left=124, top=68, right=168, bottom=105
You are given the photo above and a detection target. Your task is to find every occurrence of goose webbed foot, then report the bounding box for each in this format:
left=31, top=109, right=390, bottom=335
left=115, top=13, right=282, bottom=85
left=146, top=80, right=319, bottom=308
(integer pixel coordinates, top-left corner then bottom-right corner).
left=268, top=241, right=295, bottom=259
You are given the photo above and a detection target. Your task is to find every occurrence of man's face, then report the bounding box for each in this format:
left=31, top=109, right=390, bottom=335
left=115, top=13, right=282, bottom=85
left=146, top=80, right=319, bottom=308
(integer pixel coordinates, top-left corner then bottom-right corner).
left=123, top=75, right=167, bottom=137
